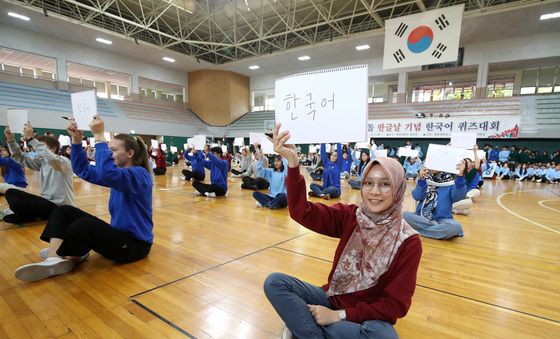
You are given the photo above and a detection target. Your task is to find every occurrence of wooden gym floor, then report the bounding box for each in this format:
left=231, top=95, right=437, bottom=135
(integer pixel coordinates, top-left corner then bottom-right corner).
left=0, top=163, right=559, bottom=338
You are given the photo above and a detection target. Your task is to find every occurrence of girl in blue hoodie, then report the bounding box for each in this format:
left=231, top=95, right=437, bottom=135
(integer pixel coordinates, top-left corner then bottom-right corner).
left=182, top=146, right=206, bottom=182
left=0, top=146, right=27, bottom=193
left=252, top=155, right=288, bottom=209
left=192, top=146, right=228, bottom=197
left=348, top=151, right=370, bottom=189
left=403, top=161, right=467, bottom=239
left=15, top=116, right=153, bottom=282
left=309, top=143, right=343, bottom=200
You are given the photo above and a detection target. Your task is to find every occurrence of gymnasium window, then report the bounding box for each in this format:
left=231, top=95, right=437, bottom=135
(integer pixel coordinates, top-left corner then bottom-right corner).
left=251, top=89, right=274, bottom=111
left=486, top=79, right=514, bottom=98
left=520, top=67, right=559, bottom=95
left=411, top=82, right=476, bottom=102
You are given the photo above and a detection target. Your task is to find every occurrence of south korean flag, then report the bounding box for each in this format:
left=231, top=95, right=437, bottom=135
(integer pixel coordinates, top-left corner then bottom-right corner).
left=383, top=4, right=464, bottom=70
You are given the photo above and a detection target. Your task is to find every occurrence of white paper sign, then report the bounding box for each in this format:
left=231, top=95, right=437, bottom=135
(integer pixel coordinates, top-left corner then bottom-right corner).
left=81, top=140, right=87, bottom=148
left=161, top=144, right=167, bottom=152
left=424, top=144, right=465, bottom=174
left=234, top=137, right=244, bottom=146
left=397, top=147, right=420, bottom=157
left=275, top=65, right=368, bottom=144
left=6, top=109, right=28, bottom=134
left=355, top=142, right=370, bottom=149
left=58, top=135, right=71, bottom=147
left=103, top=132, right=111, bottom=141
left=184, top=142, right=190, bottom=150
left=71, top=89, right=97, bottom=130
left=221, top=145, right=228, bottom=154
left=374, top=150, right=388, bottom=158
left=89, top=137, right=95, bottom=146
left=193, top=135, right=206, bottom=150
left=261, top=136, right=277, bottom=154
left=170, top=146, right=178, bottom=153
left=250, top=132, right=265, bottom=144
left=450, top=132, right=477, bottom=149
left=150, top=139, right=158, bottom=149
left=309, top=146, right=317, bottom=153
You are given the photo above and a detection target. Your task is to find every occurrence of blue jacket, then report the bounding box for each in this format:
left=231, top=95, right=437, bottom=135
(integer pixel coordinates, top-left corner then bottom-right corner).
left=498, top=150, right=510, bottom=162
left=204, top=153, right=228, bottom=192
left=0, top=157, right=27, bottom=188
left=467, top=171, right=481, bottom=190
left=321, top=143, right=343, bottom=190
left=184, top=150, right=205, bottom=175
left=527, top=167, right=535, bottom=176
left=545, top=168, right=559, bottom=181
left=256, top=158, right=288, bottom=197
left=499, top=167, right=512, bottom=176
left=341, top=148, right=353, bottom=173
left=412, top=176, right=467, bottom=221
left=489, top=149, right=499, bottom=162
left=71, top=143, right=154, bottom=243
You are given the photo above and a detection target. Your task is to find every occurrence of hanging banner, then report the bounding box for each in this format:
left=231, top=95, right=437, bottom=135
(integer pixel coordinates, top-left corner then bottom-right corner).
left=367, top=116, right=520, bottom=138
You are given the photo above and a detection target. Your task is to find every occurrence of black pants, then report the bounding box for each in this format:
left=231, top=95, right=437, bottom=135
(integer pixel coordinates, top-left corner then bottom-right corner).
left=192, top=181, right=227, bottom=196
left=4, top=189, right=58, bottom=223
left=241, top=176, right=270, bottom=190
left=231, top=169, right=245, bottom=175
left=154, top=167, right=167, bottom=175
left=182, top=169, right=205, bottom=181
left=41, top=205, right=151, bottom=263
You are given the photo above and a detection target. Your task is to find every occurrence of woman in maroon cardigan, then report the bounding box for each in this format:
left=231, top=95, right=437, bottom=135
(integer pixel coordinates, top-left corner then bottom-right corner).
left=264, top=124, right=422, bottom=339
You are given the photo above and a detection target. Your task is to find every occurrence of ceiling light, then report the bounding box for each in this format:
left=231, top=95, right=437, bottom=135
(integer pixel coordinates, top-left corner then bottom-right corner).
left=96, top=38, right=112, bottom=45
left=248, top=65, right=260, bottom=70
left=355, top=44, right=370, bottom=51
left=298, top=56, right=310, bottom=61
left=540, top=12, right=560, bottom=20
left=162, top=57, right=175, bottom=63
left=8, top=12, right=30, bottom=21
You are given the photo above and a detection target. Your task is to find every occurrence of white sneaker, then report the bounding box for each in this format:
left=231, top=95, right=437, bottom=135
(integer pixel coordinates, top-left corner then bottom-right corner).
left=205, top=192, right=217, bottom=198
left=281, top=326, right=293, bottom=339
left=15, top=257, right=74, bottom=282
left=255, top=201, right=263, bottom=208
left=40, top=248, right=90, bottom=262
left=2, top=208, right=14, bottom=216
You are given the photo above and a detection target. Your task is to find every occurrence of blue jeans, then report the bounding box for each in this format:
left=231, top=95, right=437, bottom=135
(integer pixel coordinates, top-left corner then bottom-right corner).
left=402, top=212, right=463, bottom=239
left=253, top=191, right=287, bottom=209
left=264, top=273, right=398, bottom=339
left=310, top=183, right=341, bottom=198
left=348, top=179, right=361, bottom=190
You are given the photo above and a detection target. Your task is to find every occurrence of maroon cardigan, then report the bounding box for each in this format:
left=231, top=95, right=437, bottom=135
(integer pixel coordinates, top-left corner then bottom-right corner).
left=286, top=166, right=422, bottom=324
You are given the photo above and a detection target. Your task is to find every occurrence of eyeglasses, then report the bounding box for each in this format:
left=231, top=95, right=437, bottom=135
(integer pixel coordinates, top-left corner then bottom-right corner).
left=362, top=180, right=392, bottom=193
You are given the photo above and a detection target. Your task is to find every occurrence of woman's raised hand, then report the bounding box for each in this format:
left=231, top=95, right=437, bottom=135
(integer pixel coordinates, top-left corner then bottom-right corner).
left=271, top=123, right=298, bottom=168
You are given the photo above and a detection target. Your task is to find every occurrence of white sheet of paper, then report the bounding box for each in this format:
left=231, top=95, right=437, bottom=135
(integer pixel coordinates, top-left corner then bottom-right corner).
left=234, top=137, right=244, bottom=146
left=58, top=135, right=71, bottom=147
left=221, top=145, right=228, bottom=154
left=89, top=137, right=95, bottom=146
left=450, top=132, right=477, bottom=149
left=171, top=146, right=177, bottom=153
left=6, top=109, right=28, bottom=134
left=309, top=146, right=317, bottom=153
left=464, top=150, right=486, bottom=160
left=210, top=143, right=219, bottom=148
left=103, top=132, right=111, bottom=141
left=193, top=135, right=206, bottom=150
left=355, top=142, right=369, bottom=149
left=250, top=132, right=265, bottom=145
left=397, top=147, right=420, bottom=158
left=260, top=136, right=277, bottom=154
left=374, top=150, right=388, bottom=158
left=424, top=144, right=465, bottom=174
left=71, top=90, right=97, bottom=130
left=150, top=139, right=158, bottom=149
left=275, top=65, right=368, bottom=143
left=81, top=140, right=87, bottom=148
left=325, top=144, right=332, bottom=153
left=161, top=144, right=167, bottom=152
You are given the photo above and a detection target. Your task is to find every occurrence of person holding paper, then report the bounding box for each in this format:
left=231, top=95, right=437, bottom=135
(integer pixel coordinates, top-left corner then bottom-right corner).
left=14, top=116, right=153, bottom=282
left=231, top=146, right=253, bottom=177
left=403, top=163, right=467, bottom=240
left=309, top=143, right=343, bottom=200
left=339, top=146, right=353, bottom=180
left=182, top=146, right=206, bottom=182
left=192, top=146, right=228, bottom=198
left=151, top=144, right=167, bottom=175
left=241, top=146, right=270, bottom=191
left=252, top=155, right=288, bottom=209
left=3, top=124, right=75, bottom=224
left=348, top=151, right=370, bottom=190
left=0, top=146, right=28, bottom=193
left=264, top=123, right=422, bottom=339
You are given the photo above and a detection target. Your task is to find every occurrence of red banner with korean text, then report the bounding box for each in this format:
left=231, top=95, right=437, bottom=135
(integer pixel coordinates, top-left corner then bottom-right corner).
left=368, top=116, right=520, bottom=138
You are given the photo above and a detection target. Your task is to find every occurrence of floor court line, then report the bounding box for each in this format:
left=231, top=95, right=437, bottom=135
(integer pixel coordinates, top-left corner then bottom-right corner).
left=131, top=300, right=196, bottom=338
left=496, top=190, right=560, bottom=235
left=538, top=199, right=560, bottom=213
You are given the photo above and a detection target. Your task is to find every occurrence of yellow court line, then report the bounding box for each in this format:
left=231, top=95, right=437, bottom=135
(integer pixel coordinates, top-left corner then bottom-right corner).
left=496, top=190, right=560, bottom=235
left=538, top=199, right=560, bottom=213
